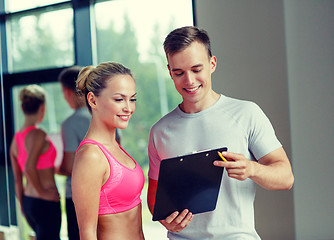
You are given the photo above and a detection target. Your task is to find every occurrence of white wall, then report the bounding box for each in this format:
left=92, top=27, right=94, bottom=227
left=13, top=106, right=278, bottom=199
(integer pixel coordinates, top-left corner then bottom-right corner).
left=194, top=1, right=294, bottom=239
left=284, top=1, right=334, bottom=240
left=195, top=0, right=334, bottom=239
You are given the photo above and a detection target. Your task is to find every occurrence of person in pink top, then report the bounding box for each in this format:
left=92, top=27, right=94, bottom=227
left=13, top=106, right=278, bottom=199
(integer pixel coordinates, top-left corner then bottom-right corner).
left=72, top=61, right=145, bottom=240
left=9, top=84, right=61, bottom=240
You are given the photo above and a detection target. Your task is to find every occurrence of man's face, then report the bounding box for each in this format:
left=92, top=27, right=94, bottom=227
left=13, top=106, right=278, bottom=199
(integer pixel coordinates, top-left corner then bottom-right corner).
left=167, top=41, right=216, bottom=112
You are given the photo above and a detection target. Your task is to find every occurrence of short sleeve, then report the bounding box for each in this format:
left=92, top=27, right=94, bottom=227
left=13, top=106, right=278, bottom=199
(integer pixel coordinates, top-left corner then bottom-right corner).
left=247, top=103, right=282, bottom=160
left=147, top=128, right=161, bottom=180
left=61, top=121, right=79, bottom=152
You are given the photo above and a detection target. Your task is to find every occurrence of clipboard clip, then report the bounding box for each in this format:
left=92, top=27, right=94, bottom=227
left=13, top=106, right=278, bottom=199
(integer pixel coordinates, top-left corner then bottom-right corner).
left=191, top=149, right=212, bottom=154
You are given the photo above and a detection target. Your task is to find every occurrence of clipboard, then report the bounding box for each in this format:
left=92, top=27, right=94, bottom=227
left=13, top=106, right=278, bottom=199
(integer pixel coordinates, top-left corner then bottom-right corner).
left=152, top=147, right=227, bottom=221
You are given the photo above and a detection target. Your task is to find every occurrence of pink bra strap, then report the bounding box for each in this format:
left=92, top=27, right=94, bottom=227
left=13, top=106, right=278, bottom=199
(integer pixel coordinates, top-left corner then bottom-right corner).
left=77, top=139, right=111, bottom=157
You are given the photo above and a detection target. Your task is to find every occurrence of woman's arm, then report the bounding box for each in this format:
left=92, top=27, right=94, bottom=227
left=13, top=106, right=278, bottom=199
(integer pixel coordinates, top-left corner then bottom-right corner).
left=72, top=144, right=108, bottom=240
left=9, top=139, right=24, bottom=207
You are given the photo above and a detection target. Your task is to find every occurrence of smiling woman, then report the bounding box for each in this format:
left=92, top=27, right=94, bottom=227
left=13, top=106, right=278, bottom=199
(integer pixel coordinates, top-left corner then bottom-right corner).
left=72, top=62, right=145, bottom=240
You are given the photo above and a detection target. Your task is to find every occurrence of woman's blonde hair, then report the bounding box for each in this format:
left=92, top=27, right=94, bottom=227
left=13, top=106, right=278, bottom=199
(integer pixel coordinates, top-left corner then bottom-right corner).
left=19, top=84, right=46, bottom=115
left=76, top=61, right=133, bottom=112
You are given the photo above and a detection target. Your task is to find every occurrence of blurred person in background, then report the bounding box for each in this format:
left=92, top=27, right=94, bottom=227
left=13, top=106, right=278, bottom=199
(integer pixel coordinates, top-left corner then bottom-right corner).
left=58, top=66, right=91, bottom=240
left=10, top=84, right=61, bottom=240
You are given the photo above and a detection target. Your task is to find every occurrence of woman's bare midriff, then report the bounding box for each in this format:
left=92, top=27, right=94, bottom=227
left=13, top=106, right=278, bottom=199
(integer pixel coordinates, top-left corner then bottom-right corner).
left=97, top=203, right=145, bottom=240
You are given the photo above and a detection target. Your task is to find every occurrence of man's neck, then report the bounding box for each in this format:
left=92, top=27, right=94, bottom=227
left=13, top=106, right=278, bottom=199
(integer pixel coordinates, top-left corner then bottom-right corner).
left=180, top=91, right=220, bottom=114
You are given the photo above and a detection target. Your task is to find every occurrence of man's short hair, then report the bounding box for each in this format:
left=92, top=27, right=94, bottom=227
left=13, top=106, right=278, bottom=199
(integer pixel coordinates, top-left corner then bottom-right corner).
left=163, top=26, right=212, bottom=58
left=58, top=66, right=82, bottom=92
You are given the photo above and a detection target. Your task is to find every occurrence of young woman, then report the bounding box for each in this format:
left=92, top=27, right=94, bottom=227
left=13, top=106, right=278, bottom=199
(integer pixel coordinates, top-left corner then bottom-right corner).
left=10, top=84, right=61, bottom=240
left=72, top=62, right=145, bottom=240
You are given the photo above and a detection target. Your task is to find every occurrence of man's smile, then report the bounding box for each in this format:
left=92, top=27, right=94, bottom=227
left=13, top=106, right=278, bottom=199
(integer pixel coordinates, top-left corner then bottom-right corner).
left=184, top=85, right=201, bottom=93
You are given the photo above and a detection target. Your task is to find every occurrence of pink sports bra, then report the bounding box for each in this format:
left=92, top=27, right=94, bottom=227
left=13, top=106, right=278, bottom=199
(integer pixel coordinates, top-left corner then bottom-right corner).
left=77, top=139, right=145, bottom=215
left=14, top=126, right=57, bottom=171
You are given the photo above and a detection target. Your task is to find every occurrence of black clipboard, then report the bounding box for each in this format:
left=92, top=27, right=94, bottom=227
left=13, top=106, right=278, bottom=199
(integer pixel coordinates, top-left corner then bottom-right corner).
left=152, top=147, right=227, bottom=221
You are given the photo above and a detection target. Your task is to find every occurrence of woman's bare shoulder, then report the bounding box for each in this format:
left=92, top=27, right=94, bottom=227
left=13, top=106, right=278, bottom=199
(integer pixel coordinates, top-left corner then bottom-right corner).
left=74, top=143, right=108, bottom=173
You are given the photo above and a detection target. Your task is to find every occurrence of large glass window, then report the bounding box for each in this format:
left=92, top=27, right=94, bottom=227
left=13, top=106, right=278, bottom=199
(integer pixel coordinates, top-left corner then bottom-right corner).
left=5, top=4, right=74, bottom=73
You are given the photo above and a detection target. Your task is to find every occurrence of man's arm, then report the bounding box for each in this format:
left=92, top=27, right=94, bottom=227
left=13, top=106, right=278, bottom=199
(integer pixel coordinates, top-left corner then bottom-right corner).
left=58, top=121, right=77, bottom=176
left=147, top=178, right=158, bottom=214
left=58, top=151, right=75, bottom=176
left=214, top=147, right=294, bottom=190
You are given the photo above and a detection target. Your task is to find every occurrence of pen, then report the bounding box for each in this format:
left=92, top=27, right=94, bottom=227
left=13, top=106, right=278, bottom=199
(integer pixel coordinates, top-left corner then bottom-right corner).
left=217, top=151, right=227, bottom=162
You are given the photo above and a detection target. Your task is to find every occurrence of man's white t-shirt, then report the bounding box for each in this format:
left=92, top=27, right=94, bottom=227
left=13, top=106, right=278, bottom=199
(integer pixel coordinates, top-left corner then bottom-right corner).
left=148, top=95, right=281, bottom=240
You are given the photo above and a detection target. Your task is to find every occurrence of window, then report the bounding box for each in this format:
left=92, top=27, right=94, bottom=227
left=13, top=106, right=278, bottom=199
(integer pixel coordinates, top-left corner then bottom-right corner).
left=6, top=0, right=66, bottom=12
left=5, top=2, right=74, bottom=73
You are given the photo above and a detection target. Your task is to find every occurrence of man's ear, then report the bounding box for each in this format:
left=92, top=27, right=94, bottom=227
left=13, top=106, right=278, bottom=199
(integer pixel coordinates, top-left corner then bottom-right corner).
left=167, top=64, right=172, bottom=78
left=210, top=56, right=217, bottom=73
left=87, top=92, right=97, bottom=110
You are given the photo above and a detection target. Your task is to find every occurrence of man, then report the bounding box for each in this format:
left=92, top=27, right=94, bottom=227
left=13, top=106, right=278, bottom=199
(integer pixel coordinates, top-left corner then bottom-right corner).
left=147, top=26, right=294, bottom=239
left=58, top=66, right=92, bottom=240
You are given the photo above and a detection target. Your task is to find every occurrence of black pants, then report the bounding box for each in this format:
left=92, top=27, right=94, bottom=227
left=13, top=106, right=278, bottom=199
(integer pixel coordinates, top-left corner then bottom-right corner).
left=22, top=195, right=61, bottom=240
left=66, top=198, right=80, bottom=240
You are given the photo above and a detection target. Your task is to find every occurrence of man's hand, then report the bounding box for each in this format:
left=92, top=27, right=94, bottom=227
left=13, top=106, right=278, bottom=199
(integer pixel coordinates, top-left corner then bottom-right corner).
left=214, top=151, right=255, bottom=181
left=160, top=209, right=193, bottom=232
left=213, top=148, right=294, bottom=190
